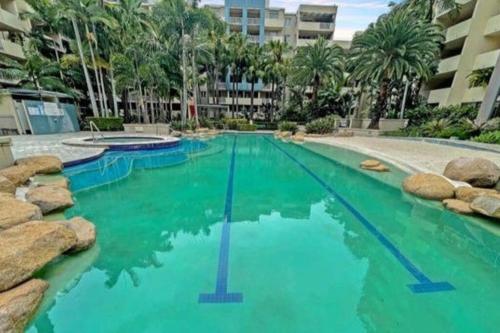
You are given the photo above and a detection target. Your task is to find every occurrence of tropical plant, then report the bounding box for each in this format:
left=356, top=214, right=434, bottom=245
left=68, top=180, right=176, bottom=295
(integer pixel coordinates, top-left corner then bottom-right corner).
left=348, top=11, right=443, bottom=129
left=228, top=33, right=249, bottom=118
left=278, top=121, right=298, bottom=133
left=292, top=37, right=344, bottom=113
left=468, top=68, right=494, bottom=88
left=305, top=115, right=340, bottom=134
left=472, top=131, right=500, bottom=144
left=245, top=44, right=264, bottom=121
left=263, top=40, right=289, bottom=121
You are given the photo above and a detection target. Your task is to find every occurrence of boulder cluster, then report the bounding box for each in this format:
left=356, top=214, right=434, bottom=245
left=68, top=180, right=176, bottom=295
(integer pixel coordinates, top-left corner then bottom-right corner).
left=274, top=131, right=306, bottom=142
left=360, top=159, right=390, bottom=173
left=0, top=155, right=96, bottom=333
left=402, top=157, right=500, bottom=220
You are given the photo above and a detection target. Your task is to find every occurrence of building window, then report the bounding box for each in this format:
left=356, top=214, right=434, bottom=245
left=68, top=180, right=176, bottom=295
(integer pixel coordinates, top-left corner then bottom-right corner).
left=285, top=18, right=292, bottom=26
left=268, top=11, right=279, bottom=19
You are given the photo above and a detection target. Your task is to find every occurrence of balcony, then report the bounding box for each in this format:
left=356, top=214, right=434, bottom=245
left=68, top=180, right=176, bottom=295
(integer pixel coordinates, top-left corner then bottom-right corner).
left=0, top=39, right=25, bottom=60
left=437, top=55, right=461, bottom=75
left=265, top=17, right=284, bottom=30
left=229, top=17, right=242, bottom=25
left=0, top=8, right=28, bottom=32
left=473, top=50, right=500, bottom=70
left=463, top=87, right=486, bottom=103
left=436, top=0, right=475, bottom=20
left=248, top=35, right=260, bottom=44
left=485, top=14, right=500, bottom=37
left=428, top=88, right=450, bottom=104
left=296, top=38, right=317, bottom=47
left=444, top=18, right=471, bottom=44
left=247, top=18, right=260, bottom=26
left=265, top=35, right=284, bottom=43
left=221, top=97, right=263, bottom=106
left=298, top=21, right=334, bottom=32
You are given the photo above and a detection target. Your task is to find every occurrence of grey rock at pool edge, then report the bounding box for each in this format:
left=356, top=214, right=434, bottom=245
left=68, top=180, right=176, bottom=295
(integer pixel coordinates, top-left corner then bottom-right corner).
left=444, top=157, right=500, bottom=188
left=0, top=195, right=42, bottom=231
left=0, top=279, right=48, bottom=333
left=403, top=173, right=455, bottom=200
left=26, top=185, right=74, bottom=214
left=56, top=217, right=96, bottom=253
left=0, top=221, right=77, bottom=292
left=470, top=194, right=500, bottom=219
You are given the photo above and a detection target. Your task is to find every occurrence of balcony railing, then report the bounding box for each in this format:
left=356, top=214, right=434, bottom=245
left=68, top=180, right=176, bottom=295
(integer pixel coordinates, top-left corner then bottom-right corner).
left=0, top=39, right=25, bottom=60
left=0, top=8, right=28, bottom=32
left=247, top=18, right=260, bottom=25
left=485, top=13, right=500, bottom=37
left=230, top=17, right=242, bottom=25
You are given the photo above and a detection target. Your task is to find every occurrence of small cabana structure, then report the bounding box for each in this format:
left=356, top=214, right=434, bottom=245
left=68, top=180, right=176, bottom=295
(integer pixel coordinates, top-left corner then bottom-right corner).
left=0, top=89, right=79, bottom=135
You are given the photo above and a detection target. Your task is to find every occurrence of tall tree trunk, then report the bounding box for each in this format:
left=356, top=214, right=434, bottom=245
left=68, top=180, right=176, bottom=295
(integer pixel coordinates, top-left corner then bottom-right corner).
left=231, top=79, right=236, bottom=118
left=122, top=90, right=130, bottom=122
left=181, top=25, right=188, bottom=125
left=99, top=67, right=109, bottom=116
left=149, top=88, right=155, bottom=123
left=138, top=84, right=149, bottom=124
left=236, top=79, right=239, bottom=117
left=110, top=67, right=119, bottom=117
left=85, top=24, right=104, bottom=117
left=270, top=80, right=275, bottom=121
left=369, top=79, right=389, bottom=129
left=191, top=46, right=199, bottom=126
left=250, top=80, right=255, bottom=122
left=71, top=18, right=98, bottom=117
left=54, top=48, right=63, bottom=80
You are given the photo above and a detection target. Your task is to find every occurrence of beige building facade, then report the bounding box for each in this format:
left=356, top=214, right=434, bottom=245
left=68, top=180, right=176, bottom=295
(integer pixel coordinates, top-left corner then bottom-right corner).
left=0, top=0, right=32, bottom=84
left=426, top=0, right=500, bottom=111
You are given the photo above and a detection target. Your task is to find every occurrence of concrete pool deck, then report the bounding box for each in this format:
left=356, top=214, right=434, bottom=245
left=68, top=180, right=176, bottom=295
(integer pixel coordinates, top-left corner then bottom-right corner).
left=10, top=132, right=106, bottom=163
left=306, top=136, right=500, bottom=174
left=6, top=132, right=500, bottom=174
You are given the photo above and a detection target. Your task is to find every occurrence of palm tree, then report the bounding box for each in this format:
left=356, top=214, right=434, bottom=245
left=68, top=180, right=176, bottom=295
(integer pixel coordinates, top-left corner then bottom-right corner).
left=0, top=46, right=72, bottom=95
left=292, top=37, right=344, bottom=114
left=245, top=44, right=264, bottom=121
left=348, top=11, right=443, bottom=129
left=263, top=40, right=289, bottom=121
left=393, top=0, right=459, bottom=21
left=228, top=33, right=248, bottom=118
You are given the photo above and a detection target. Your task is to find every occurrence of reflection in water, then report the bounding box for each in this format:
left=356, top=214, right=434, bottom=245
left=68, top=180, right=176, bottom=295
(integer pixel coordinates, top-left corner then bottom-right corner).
left=29, top=135, right=500, bottom=333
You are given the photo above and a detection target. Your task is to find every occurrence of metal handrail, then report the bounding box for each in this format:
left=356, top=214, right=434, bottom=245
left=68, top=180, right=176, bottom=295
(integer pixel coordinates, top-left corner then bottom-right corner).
left=89, top=120, right=104, bottom=142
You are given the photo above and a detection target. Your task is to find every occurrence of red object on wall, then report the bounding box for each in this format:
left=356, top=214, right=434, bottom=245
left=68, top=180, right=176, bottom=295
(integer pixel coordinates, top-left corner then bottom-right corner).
left=189, top=104, right=195, bottom=118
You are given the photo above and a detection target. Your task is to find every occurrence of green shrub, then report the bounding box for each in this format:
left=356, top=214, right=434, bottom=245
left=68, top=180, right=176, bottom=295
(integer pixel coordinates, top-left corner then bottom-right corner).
left=237, top=123, right=257, bottom=131
left=472, top=131, right=500, bottom=144
left=305, top=115, right=339, bottom=134
left=405, top=104, right=478, bottom=127
left=170, top=119, right=197, bottom=131
left=86, top=117, right=123, bottom=131
left=199, top=117, right=215, bottom=129
left=224, top=118, right=248, bottom=130
left=254, top=121, right=278, bottom=130
left=278, top=121, right=298, bottom=133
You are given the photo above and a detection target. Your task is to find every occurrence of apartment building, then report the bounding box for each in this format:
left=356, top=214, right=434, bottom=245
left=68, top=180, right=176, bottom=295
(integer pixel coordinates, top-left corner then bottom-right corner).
left=426, top=0, right=500, bottom=114
left=203, top=0, right=338, bottom=115
left=0, top=0, right=32, bottom=84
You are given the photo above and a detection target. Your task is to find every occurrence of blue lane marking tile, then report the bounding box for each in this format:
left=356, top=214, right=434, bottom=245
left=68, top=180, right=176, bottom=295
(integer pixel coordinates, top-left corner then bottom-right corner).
left=265, top=137, right=454, bottom=294
left=199, top=136, right=243, bottom=304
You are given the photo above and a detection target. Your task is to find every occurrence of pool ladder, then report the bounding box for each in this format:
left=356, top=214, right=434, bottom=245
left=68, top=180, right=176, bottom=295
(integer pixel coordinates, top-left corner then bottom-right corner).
left=89, top=120, right=104, bottom=143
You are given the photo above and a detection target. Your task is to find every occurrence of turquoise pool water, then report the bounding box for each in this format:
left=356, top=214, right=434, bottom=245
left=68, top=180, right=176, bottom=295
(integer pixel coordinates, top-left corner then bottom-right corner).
left=28, top=134, right=500, bottom=332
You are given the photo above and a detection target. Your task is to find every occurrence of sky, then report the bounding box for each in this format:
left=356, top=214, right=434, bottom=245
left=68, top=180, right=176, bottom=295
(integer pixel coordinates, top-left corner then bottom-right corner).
left=198, top=0, right=399, bottom=40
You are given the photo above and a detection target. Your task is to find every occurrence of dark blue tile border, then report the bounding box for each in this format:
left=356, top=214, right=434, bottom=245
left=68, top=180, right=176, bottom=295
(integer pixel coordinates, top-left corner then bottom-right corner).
left=199, top=136, right=243, bottom=303
left=63, top=151, right=106, bottom=168
left=265, top=137, right=454, bottom=294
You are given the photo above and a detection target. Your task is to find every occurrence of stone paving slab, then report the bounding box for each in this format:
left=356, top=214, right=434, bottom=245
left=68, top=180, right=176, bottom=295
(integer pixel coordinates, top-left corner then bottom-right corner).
left=9, top=132, right=105, bottom=164
left=306, top=136, right=500, bottom=175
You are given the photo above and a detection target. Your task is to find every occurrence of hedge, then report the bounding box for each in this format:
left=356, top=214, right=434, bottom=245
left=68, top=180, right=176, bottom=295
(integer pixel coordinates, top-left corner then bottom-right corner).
left=86, top=117, right=124, bottom=131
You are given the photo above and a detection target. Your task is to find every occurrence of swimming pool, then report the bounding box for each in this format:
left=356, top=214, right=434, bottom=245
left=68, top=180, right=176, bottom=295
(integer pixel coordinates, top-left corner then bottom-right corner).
left=28, top=134, right=500, bottom=332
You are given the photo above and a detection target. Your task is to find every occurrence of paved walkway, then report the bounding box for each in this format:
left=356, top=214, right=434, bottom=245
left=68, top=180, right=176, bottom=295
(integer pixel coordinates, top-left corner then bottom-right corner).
left=10, top=132, right=104, bottom=163
left=306, top=136, right=500, bottom=174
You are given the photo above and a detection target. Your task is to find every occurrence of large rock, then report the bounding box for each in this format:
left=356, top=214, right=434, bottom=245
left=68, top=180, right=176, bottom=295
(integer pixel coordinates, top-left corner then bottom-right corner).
left=402, top=173, right=455, bottom=200
left=442, top=199, right=473, bottom=215
left=0, top=165, right=35, bottom=186
left=0, top=221, right=77, bottom=292
left=470, top=194, right=500, bottom=220
left=455, top=187, right=498, bottom=203
left=0, top=196, right=42, bottom=230
left=0, top=176, right=15, bottom=194
left=15, top=155, right=63, bottom=175
left=443, top=157, right=500, bottom=188
left=26, top=186, right=73, bottom=214
left=56, top=217, right=96, bottom=253
left=0, top=279, right=48, bottom=333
